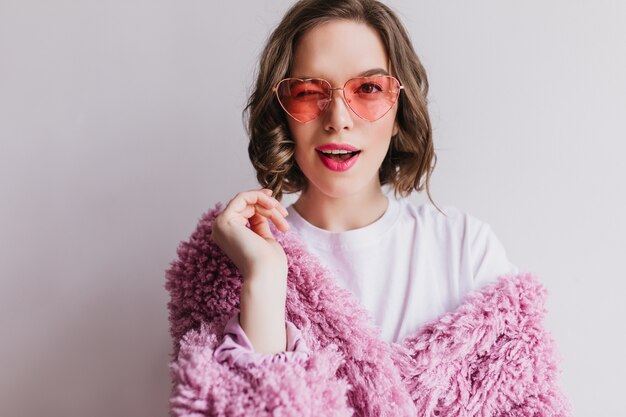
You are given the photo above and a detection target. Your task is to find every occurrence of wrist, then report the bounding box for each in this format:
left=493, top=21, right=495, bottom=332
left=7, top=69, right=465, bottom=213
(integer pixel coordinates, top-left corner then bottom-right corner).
left=242, top=273, right=287, bottom=299
left=244, top=268, right=288, bottom=285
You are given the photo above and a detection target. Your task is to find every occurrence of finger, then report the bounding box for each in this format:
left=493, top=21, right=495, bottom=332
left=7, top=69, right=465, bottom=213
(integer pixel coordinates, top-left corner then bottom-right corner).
left=253, top=191, right=289, bottom=216
left=248, top=212, right=274, bottom=240
left=268, top=207, right=290, bottom=232
left=226, top=200, right=287, bottom=233
left=252, top=189, right=289, bottom=217
left=227, top=190, right=281, bottom=215
left=275, top=202, right=289, bottom=217
left=258, top=189, right=289, bottom=217
left=249, top=198, right=288, bottom=221
left=250, top=204, right=290, bottom=233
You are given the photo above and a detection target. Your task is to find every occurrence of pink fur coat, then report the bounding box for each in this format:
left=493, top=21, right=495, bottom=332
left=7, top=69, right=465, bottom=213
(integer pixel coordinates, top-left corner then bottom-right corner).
left=165, top=203, right=571, bottom=416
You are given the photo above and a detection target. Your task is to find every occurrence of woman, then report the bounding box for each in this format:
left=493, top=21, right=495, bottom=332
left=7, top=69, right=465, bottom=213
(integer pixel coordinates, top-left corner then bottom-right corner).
left=166, top=1, right=570, bottom=415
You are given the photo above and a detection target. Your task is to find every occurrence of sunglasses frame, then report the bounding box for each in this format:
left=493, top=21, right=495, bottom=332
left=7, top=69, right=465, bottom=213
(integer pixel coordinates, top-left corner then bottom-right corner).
left=272, top=75, right=404, bottom=123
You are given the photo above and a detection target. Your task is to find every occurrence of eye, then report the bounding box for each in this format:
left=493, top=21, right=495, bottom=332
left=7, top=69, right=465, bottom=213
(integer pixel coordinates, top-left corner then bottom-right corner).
left=355, top=82, right=383, bottom=94
left=291, top=82, right=326, bottom=99
left=295, top=89, right=322, bottom=98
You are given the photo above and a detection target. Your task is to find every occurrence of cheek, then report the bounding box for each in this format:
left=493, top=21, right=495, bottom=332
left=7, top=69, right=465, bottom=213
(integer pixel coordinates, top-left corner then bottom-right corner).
left=370, top=112, right=397, bottom=154
left=287, top=119, right=317, bottom=150
left=293, top=143, right=307, bottom=165
left=287, top=124, right=314, bottom=167
left=373, top=112, right=398, bottom=141
left=286, top=118, right=305, bottom=145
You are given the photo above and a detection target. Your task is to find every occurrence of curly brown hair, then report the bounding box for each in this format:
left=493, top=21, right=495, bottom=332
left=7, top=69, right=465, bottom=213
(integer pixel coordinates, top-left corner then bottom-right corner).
left=245, top=0, right=438, bottom=208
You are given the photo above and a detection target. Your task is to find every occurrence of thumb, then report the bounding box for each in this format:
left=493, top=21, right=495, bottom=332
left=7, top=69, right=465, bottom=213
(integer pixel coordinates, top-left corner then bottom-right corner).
left=248, top=213, right=275, bottom=241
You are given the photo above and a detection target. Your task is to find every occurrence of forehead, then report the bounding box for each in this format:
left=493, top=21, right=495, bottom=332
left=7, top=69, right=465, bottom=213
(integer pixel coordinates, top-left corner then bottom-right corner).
left=290, top=20, right=389, bottom=82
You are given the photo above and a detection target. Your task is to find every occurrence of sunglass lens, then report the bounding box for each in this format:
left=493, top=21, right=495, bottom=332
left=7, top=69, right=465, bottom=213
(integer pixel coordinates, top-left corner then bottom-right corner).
left=275, top=79, right=331, bottom=123
left=344, top=76, right=401, bottom=121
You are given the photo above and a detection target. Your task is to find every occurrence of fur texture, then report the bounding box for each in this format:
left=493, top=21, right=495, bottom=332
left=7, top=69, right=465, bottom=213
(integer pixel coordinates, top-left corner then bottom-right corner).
left=165, top=204, right=571, bottom=416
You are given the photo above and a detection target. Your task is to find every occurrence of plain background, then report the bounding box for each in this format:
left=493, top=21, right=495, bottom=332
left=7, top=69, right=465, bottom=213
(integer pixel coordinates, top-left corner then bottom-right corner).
left=1, top=1, right=624, bottom=416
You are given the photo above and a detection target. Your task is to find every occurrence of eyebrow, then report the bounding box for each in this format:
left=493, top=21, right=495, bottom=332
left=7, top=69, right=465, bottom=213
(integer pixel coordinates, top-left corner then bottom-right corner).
left=358, top=68, right=389, bottom=77
left=294, top=67, right=389, bottom=80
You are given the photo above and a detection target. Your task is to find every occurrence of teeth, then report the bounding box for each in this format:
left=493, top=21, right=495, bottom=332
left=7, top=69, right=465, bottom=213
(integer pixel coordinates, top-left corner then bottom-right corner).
left=320, top=149, right=357, bottom=154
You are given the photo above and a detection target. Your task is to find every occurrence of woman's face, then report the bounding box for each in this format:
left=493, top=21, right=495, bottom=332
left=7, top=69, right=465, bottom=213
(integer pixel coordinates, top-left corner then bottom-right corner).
left=287, top=20, right=399, bottom=200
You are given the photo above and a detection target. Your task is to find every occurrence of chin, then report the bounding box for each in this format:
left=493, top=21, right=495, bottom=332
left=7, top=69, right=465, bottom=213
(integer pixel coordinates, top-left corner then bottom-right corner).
left=310, top=178, right=369, bottom=200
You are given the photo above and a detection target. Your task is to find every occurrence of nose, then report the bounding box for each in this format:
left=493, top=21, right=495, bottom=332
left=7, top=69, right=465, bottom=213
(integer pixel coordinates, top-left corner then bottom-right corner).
left=322, top=89, right=354, bottom=132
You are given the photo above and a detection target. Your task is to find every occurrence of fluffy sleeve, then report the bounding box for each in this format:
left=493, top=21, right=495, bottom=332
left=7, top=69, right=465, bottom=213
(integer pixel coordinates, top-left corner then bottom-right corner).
left=392, top=273, right=572, bottom=417
left=164, top=203, right=352, bottom=417
left=169, top=322, right=351, bottom=417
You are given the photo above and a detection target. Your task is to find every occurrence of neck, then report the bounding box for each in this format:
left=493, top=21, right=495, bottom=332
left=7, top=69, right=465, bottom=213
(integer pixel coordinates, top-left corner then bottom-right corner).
left=292, top=187, right=389, bottom=232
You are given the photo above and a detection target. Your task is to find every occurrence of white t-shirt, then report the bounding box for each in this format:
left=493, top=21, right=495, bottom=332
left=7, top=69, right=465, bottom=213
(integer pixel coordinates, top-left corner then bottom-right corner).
left=285, top=196, right=519, bottom=344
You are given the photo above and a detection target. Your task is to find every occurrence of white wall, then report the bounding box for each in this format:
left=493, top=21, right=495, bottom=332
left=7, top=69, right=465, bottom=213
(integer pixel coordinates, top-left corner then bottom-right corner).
left=1, top=1, right=624, bottom=416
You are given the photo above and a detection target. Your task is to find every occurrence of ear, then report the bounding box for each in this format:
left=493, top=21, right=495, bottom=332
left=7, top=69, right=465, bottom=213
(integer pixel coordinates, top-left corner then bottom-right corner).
left=392, top=121, right=399, bottom=137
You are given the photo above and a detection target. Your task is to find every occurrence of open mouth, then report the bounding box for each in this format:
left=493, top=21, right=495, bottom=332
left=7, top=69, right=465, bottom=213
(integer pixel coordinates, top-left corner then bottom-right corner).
left=316, top=149, right=361, bottom=172
left=316, top=150, right=361, bottom=162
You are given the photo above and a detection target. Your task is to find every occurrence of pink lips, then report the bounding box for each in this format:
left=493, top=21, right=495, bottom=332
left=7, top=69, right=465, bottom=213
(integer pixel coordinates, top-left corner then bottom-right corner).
left=315, top=144, right=360, bottom=152
left=315, top=143, right=361, bottom=172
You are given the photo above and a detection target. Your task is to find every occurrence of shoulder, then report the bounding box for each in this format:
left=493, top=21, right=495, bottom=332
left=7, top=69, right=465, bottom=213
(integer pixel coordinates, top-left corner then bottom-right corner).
left=399, top=199, right=518, bottom=280
left=398, top=199, right=489, bottom=238
left=404, top=201, right=510, bottom=258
